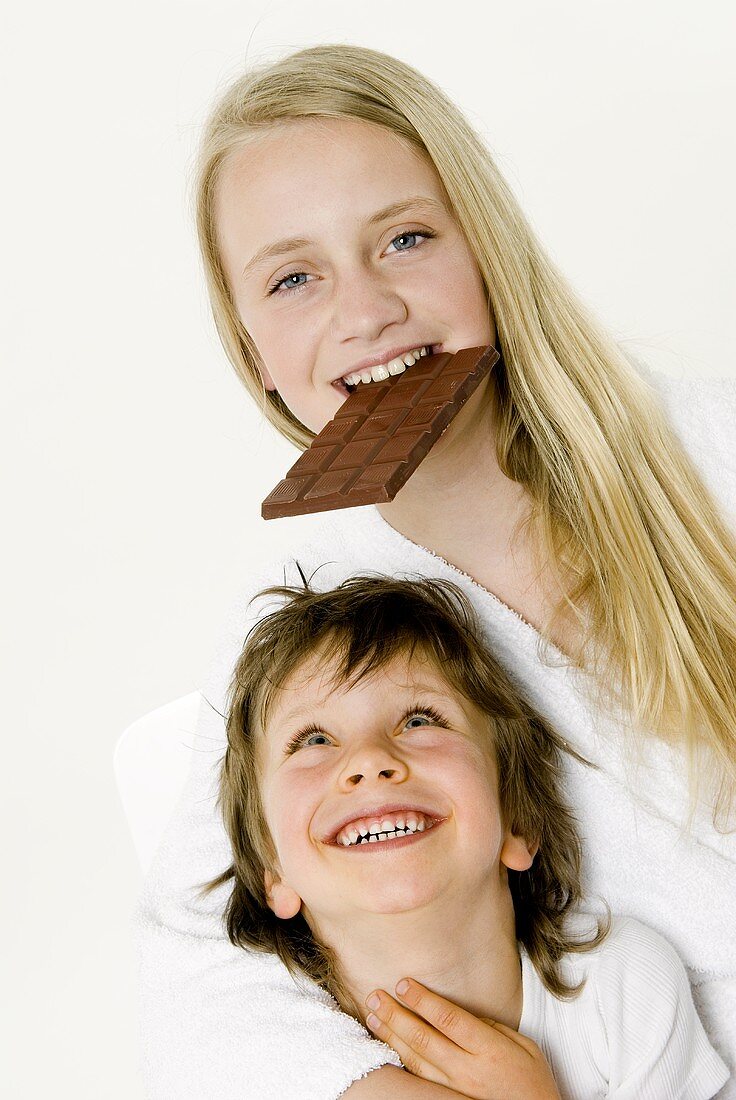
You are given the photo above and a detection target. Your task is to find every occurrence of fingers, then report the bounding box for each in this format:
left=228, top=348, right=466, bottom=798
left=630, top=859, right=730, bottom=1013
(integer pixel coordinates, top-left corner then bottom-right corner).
left=364, top=987, right=462, bottom=1088
left=378, top=978, right=489, bottom=1055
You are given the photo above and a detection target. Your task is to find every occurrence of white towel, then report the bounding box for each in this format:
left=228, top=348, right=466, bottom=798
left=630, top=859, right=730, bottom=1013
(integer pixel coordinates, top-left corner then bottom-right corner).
left=137, top=365, right=736, bottom=1099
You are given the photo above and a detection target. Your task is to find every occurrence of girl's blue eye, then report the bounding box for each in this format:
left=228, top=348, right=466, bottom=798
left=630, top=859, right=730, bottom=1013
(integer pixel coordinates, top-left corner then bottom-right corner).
left=268, top=271, right=311, bottom=296
left=267, top=230, right=434, bottom=297
left=387, top=232, right=422, bottom=253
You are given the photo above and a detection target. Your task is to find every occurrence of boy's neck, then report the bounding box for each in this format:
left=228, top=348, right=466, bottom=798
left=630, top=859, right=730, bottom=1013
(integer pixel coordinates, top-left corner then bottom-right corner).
left=308, top=876, right=523, bottom=1030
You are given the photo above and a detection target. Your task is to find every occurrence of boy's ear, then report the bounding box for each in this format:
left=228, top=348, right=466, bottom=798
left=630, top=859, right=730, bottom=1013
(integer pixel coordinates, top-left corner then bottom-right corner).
left=500, top=831, right=539, bottom=873
left=264, top=868, right=302, bottom=919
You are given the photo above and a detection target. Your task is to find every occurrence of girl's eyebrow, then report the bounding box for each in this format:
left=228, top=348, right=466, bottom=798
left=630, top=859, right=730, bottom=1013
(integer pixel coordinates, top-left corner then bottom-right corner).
left=241, top=195, right=446, bottom=278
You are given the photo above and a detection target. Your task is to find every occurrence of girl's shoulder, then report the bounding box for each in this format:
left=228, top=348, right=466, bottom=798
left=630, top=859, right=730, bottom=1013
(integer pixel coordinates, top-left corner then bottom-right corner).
left=629, top=353, right=736, bottom=528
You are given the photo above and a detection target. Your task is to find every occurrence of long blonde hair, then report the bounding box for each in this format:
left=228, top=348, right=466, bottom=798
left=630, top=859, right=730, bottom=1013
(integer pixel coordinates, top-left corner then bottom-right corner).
left=194, top=44, right=736, bottom=821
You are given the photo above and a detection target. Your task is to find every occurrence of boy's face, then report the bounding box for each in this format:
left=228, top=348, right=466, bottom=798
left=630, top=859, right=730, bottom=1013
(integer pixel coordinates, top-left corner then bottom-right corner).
left=257, top=647, right=535, bottom=929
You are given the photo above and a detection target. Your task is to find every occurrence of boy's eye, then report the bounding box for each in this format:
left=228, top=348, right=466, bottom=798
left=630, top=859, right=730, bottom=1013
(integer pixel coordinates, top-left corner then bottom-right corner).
left=403, top=706, right=447, bottom=730
left=404, top=713, right=432, bottom=729
left=283, top=704, right=448, bottom=755
left=284, top=723, right=331, bottom=753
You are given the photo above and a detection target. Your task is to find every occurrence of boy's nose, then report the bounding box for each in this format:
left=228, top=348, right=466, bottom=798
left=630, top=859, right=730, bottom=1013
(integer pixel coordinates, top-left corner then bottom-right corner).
left=340, top=740, right=411, bottom=787
left=346, top=766, right=400, bottom=787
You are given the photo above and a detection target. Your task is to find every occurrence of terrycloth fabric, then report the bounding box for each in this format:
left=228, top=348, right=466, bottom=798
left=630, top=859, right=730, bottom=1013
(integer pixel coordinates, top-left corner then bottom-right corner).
left=137, top=366, right=736, bottom=1100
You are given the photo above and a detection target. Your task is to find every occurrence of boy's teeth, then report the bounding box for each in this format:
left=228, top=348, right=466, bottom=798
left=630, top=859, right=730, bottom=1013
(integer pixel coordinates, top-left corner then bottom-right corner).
left=336, top=810, right=436, bottom=846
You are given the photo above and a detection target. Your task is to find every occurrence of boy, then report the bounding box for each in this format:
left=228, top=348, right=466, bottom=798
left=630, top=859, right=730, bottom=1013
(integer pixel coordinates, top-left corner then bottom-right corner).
left=206, top=574, right=728, bottom=1099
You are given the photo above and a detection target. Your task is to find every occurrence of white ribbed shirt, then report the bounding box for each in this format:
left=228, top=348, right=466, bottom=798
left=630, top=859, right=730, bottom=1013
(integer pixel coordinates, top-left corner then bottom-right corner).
left=519, top=917, right=728, bottom=1099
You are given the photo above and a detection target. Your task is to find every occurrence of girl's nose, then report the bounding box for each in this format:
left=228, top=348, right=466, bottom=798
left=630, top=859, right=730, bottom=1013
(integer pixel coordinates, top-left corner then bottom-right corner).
left=329, top=266, right=408, bottom=343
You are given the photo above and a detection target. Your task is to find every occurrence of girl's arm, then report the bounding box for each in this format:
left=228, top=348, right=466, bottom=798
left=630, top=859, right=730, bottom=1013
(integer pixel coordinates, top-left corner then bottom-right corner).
left=135, top=565, right=406, bottom=1100
left=344, top=1065, right=468, bottom=1098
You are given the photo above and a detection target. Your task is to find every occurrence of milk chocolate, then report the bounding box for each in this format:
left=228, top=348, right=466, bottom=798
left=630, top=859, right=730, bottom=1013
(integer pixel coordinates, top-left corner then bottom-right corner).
left=261, top=345, right=499, bottom=519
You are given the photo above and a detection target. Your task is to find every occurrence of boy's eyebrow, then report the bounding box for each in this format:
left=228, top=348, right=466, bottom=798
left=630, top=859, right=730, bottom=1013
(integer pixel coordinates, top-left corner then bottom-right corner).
left=241, top=196, right=446, bottom=278
left=271, top=682, right=462, bottom=731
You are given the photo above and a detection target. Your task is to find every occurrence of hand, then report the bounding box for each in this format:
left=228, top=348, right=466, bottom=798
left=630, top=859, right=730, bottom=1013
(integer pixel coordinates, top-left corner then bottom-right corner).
left=364, top=978, right=560, bottom=1100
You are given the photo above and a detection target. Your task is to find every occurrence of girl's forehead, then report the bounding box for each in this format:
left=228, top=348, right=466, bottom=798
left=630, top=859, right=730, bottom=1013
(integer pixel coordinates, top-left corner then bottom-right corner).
left=226, top=114, right=421, bottom=165
left=218, top=116, right=441, bottom=211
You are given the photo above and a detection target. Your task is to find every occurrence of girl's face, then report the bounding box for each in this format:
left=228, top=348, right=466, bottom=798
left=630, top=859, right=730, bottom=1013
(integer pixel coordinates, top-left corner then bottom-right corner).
left=257, top=649, right=534, bottom=931
left=215, top=116, right=495, bottom=434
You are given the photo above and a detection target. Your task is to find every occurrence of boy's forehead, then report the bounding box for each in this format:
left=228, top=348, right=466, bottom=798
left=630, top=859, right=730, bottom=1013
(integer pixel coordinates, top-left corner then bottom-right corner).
left=262, top=645, right=470, bottom=730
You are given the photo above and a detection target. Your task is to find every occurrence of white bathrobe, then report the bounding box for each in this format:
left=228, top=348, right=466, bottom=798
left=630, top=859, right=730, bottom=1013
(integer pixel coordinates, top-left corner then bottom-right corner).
left=137, top=365, right=736, bottom=1099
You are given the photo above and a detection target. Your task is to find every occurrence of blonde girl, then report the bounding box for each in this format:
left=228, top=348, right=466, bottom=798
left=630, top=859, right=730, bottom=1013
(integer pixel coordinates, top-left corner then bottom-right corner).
left=137, top=43, right=736, bottom=1100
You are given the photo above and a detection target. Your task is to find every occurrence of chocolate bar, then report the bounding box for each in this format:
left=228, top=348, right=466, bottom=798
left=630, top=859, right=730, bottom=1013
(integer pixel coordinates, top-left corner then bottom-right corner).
left=261, top=345, right=499, bottom=519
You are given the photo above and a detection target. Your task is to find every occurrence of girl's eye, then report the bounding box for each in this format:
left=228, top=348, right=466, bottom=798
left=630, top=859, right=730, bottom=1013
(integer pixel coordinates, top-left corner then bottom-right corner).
left=267, top=230, right=435, bottom=297
left=386, top=230, right=433, bottom=254
left=267, top=271, right=312, bottom=297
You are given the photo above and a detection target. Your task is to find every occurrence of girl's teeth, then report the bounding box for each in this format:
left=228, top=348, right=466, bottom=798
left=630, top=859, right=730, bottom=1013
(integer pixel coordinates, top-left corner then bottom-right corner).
left=343, top=347, right=428, bottom=388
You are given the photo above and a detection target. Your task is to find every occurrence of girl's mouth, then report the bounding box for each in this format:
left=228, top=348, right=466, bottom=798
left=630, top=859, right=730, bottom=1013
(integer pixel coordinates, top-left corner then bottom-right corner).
left=331, top=345, right=438, bottom=397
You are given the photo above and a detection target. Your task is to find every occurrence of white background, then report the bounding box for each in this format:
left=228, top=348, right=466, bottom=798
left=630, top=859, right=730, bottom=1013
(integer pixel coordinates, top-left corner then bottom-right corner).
left=2, top=1, right=734, bottom=1096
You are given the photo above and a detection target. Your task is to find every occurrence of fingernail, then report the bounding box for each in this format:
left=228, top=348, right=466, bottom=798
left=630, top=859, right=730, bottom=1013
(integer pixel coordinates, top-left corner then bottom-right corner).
left=365, top=993, right=380, bottom=1010
left=366, top=1013, right=380, bottom=1029
left=395, top=979, right=410, bottom=996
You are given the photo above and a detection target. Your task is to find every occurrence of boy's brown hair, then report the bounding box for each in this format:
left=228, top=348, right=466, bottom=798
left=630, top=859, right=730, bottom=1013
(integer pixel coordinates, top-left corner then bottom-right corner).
left=205, top=572, right=607, bottom=1017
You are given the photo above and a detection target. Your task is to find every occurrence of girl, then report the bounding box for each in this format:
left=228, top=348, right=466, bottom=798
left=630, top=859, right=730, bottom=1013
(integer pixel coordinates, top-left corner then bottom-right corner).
left=137, top=44, right=736, bottom=1099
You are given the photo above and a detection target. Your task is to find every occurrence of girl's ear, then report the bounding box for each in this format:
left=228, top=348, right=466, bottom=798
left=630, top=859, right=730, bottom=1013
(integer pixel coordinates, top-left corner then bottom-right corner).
left=500, top=831, right=539, bottom=873
left=260, top=364, right=277, bottom=392
left=264, top=868, right=302, bottom=919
